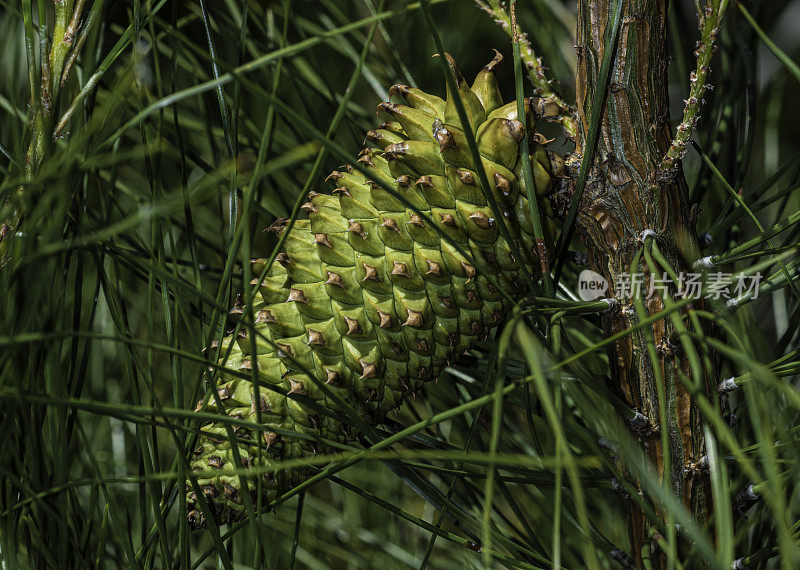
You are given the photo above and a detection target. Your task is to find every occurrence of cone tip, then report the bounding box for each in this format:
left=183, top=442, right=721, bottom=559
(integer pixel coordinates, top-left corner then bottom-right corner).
left=432, top=52, right=463, bottom=84
left=484, top=49, right=503, bottom=72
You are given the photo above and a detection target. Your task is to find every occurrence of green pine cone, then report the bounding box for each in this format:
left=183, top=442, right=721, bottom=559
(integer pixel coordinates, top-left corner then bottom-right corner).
left=187, top=51, right=564, bottom=528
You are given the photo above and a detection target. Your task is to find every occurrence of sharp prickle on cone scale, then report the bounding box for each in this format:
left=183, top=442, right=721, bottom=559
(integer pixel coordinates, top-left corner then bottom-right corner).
left=187, top=52, right=564, bottom=528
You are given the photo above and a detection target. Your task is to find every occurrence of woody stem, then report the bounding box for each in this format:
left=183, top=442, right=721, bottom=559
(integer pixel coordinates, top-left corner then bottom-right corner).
left=575, top=0, right=715, bottom=567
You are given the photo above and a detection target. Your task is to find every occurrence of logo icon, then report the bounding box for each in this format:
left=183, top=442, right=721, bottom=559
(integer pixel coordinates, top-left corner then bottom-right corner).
left=578, top=269, right=608, bottom=301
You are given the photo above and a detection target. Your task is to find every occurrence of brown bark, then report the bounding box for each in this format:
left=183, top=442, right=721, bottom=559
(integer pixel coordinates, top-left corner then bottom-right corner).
left=575, top=0, right=714, bottom=566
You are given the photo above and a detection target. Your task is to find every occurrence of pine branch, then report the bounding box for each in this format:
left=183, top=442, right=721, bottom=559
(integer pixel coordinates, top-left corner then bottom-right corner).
left=1, top=0, right=90, bottom=262
left=475, top=0, right=578, bottom=141
left=660, top=0, right=729, bottom=172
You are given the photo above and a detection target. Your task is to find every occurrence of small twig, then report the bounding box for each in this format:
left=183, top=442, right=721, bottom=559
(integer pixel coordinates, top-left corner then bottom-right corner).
left=49, top=0, right=72, bottom=102
left=476, top=0, right=578, bottom=142
left=41, top=44, right=54, bottom=118
left=64, top=0, right=88, bottom=47
left=61, top=0, right=101, bottom=88
left=660, top=0, right=729, bottom=172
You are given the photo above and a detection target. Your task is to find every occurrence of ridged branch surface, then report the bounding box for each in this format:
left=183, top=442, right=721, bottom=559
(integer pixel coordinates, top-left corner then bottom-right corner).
left=575, top=0, right=713, bottom=566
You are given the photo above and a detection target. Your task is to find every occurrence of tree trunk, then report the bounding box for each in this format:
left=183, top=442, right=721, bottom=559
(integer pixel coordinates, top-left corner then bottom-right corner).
left=575, top=0, right=714, bottom=566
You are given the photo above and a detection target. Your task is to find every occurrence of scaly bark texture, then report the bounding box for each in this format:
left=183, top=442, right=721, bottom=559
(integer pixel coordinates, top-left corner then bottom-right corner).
left=575, top=0, right=713, bottom=566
